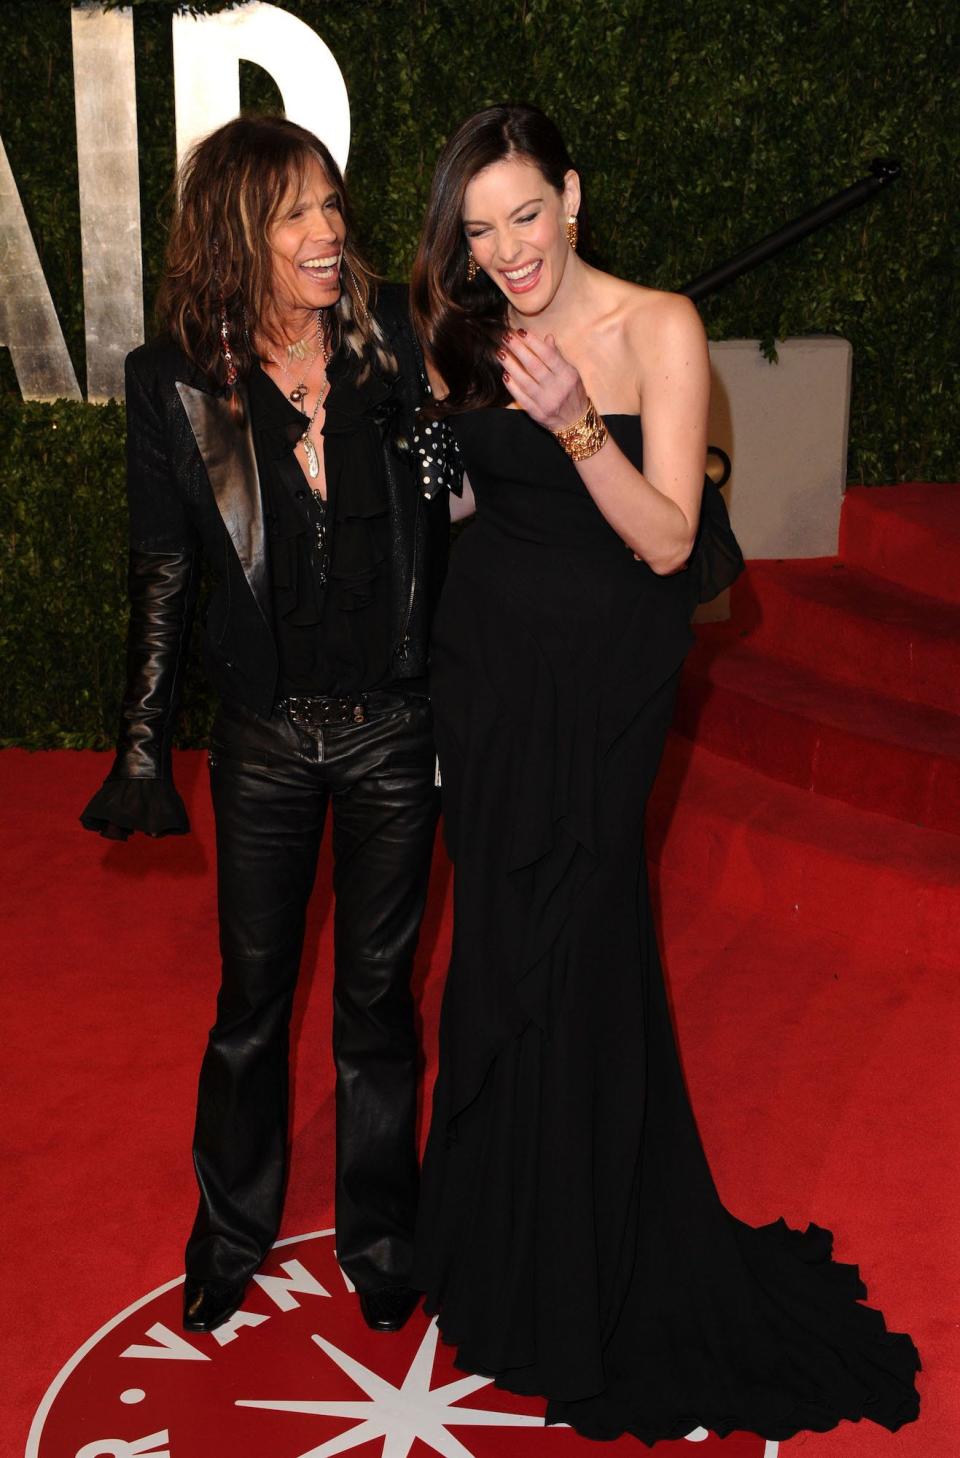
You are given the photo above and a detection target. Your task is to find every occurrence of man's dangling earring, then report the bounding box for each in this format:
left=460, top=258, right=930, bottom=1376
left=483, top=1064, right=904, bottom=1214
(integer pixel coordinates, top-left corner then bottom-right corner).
left=218, top=295, right=238, bottom=389
left=566, top=215, right=579, bottom=252
left=466, top=253, right=479, bottom=283
left=213, top=241, right=238, bottom=389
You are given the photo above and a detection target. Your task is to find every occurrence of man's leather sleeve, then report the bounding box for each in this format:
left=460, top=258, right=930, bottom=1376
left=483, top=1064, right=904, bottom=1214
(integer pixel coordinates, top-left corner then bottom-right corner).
left=80, top=353, right=201, bottom=840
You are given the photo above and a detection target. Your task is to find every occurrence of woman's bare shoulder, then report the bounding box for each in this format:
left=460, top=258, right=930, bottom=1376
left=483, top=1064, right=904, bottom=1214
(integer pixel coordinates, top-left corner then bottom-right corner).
left=617, top=282, right=704, bottom=342
left=615, top=288, right=707, bottom=387
left=587, top=272, right=702, bottom=348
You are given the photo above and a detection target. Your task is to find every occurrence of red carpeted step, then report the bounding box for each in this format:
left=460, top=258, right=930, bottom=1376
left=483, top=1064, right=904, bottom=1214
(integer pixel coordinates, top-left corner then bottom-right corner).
left=648, top=736, right=960, bottom=964
left=841, top=482, right=960, bottom=602
left=675, top=638, right=960, bottom=832
left=732, top=559, right=960, bottom=715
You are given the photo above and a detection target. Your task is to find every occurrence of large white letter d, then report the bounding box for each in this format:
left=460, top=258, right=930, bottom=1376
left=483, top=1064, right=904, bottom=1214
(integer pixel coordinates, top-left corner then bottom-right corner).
left=173, top=1, right=350, bottom=172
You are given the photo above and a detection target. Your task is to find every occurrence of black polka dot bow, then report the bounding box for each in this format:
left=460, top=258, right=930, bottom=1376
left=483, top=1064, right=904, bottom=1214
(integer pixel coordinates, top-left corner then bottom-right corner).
left=412, top=409, right=465, bottom=500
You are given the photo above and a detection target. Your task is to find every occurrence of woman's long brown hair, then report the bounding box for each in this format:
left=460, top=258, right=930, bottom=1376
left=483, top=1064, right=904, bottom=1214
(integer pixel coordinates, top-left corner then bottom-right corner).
left=410, top=103, right=578, bottom=418
left=156, top=114, right=392, bottom=415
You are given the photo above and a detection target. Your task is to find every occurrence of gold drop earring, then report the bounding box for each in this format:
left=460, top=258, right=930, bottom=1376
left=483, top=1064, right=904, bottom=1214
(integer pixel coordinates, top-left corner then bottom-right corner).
left=466, top=252, right=479, bottom=282
left=566, top=215, right=579, bottom=252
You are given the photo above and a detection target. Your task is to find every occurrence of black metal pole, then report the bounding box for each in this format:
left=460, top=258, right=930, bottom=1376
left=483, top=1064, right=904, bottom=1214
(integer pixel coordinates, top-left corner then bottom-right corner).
left=679, top=158, right=901, bottom=303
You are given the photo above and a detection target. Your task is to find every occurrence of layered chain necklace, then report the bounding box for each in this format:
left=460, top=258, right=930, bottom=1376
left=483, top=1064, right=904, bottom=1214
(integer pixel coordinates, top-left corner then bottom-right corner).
left=268, top=310, right=332, bottom=578
left=270, top=310, right=331, bottom=482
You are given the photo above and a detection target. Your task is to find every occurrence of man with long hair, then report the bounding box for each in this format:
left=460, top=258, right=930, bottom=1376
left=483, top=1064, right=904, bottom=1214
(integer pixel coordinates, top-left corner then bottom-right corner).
left=82, top=115, right=448, bottom=1335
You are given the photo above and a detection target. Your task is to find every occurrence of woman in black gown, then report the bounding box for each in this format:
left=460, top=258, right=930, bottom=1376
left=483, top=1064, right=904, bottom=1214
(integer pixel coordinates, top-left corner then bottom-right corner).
left=409, top=103, right=920, bottom=1445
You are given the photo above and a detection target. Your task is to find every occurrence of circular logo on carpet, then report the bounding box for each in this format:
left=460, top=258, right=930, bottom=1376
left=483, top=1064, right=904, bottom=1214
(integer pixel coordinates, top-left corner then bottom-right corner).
left=28, top=1231, right=778, bottom=1458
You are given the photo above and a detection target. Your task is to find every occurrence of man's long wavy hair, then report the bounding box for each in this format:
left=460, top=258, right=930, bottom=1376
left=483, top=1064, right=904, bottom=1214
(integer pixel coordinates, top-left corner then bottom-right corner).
left=411, top=103, right=579, bottom=418
left=157, top=114, right=392, bottom=416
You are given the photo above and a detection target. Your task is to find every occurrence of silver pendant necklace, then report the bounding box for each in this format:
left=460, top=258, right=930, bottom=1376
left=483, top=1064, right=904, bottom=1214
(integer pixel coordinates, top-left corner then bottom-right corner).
left=299, top=313, right=330, bottom=481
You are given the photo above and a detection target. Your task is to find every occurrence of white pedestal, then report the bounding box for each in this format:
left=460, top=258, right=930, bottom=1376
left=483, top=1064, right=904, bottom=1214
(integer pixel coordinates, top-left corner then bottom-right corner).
left=708, top=336, right=852, bottom=559
left=696, top=336, right=853, bottom=621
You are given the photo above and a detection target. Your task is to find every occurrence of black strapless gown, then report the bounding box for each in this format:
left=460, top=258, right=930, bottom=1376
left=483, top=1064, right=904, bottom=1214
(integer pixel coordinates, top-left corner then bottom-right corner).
left=413, top=409, right=920, bottom=1445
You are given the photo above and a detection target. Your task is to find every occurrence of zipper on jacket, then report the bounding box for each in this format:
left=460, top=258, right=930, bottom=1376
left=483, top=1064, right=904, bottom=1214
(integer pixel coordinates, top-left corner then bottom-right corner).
left=396, top=490, right=422, bottom=661
left=395, top=308, right=428, bottom=665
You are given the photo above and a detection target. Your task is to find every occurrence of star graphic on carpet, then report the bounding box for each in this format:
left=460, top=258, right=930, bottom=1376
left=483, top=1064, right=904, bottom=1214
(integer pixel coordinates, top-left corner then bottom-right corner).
left=236, top=1316, right=546, bottom=1458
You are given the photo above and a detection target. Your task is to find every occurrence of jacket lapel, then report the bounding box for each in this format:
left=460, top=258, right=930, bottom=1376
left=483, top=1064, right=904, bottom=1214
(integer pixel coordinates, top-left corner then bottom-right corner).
left=175, top=381, right=269, bottom=625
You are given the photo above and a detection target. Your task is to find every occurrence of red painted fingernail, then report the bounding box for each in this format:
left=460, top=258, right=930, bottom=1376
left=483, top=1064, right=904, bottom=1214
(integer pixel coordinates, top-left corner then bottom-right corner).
left=502, top=370, right=510, bottom=381
left=496, top=349, right=506, bottom=360
left=516, top=327, right=527, bottom=337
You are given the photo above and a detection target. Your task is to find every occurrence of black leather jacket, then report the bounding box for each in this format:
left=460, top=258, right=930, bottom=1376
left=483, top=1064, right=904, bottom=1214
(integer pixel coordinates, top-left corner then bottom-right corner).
left=81, top=285, right=449, bottom=839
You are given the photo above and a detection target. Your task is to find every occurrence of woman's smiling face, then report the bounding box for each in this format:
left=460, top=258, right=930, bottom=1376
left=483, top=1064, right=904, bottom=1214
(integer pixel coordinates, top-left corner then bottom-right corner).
left=462, top=155, right=579, bottom=314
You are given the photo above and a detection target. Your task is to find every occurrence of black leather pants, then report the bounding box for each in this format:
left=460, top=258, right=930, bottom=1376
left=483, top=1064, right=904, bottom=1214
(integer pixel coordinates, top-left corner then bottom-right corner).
left=185, top=692, right=438, bottom=1292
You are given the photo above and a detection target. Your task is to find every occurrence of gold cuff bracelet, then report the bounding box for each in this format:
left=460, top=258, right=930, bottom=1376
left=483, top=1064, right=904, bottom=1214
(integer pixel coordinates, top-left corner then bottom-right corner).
left=552, top=400, right=609, bottom=462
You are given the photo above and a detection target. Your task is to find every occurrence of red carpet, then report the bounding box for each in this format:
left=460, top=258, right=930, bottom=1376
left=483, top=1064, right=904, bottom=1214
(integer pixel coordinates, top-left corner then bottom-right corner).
left=3, top=483, right=957, bottom=1456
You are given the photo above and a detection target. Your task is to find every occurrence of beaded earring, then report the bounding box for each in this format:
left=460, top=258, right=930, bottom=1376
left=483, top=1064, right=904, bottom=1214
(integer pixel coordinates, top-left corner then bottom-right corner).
left=466, top=253, right=479, bottom=283
left=566, top=215, right=579, bottom=252
left=212, top=242, right=238, bottom=389
left=218, top=292, right=238, bottom=389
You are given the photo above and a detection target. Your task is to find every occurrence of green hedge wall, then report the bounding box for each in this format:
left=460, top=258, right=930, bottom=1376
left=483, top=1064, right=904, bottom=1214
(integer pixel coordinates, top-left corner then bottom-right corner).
left=1, top=0, right=958, bottom=747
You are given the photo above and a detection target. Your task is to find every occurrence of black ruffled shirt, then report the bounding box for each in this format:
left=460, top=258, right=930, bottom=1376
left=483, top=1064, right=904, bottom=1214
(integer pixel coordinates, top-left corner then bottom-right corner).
left=248, top=352, right=399, bottom=697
